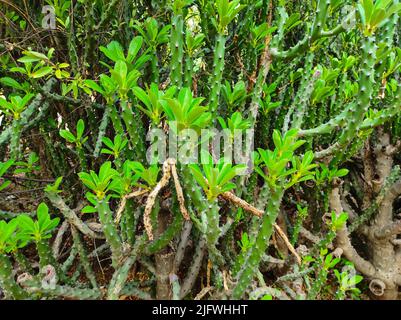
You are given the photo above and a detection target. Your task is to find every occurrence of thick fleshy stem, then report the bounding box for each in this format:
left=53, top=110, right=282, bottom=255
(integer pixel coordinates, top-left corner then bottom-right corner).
left=109, top=105, right=125, bottom=136
left=21, top=278, right=101, bottom=300
left=209, top=34, right=226, bottom=116
left=93, top=108, right=110, bottom=158
left=36, top=239, right=64, bottom=282
left=0, top=254, right=28, bottom=299
left=13, top=251, right=33, bottom=274
left=232, top=186, right=284, bottom=299
left=184, top=54, right=193, bottom=89
left=120, top=100, right=146, bottom=162
left=336, top=36, right=377, bottom=150
left=96, top=199, right=123, bottom=267
left=170, top=13, right=184, bottom=89
left=107, top=236, right=145, bottom=300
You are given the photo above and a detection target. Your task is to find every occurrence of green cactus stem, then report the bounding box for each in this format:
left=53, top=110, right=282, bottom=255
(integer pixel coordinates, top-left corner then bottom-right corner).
left=209, top=34, right=226, bottom=115
left=62, top=245, right=78, bottom=274
left=0, top=254, right=28, bottom=299
left=109, top=105, right=125, bottom=136
left=120, top=100, right=146, bottom=162
left=336, top=36, right=377, bottom=150
left=232, top=186, right=284, bottom=299
left=96, top=200, right=123, bottom=267
left=23, top=279, right=102, bottom=300
left=170, top=12, right=185, bottom=89
left=204, top=200, right=224, bottom=266
left=13, top=251, right=34, bottom=274
left=184, top=54, right=193, bottom=89
left=10, top=119, right=22, bottom=160
left=93, top=108, right=110, bottom=158
left=36, top=239, right=63, bottom=281
left=107, top=236, right=145, bottom=300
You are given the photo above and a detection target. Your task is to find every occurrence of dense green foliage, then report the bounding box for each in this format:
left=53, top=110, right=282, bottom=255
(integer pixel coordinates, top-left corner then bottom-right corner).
left=1, top=0, right=401, bottom=300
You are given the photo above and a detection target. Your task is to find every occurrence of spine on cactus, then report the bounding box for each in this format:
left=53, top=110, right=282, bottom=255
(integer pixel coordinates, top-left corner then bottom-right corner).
left=232, top=186, right=284, bottom=299
left=289, top=53, right=316, bottom=130
left=184, top=54, right=193, bottom=88
left=170, top=6, right=185, bottom=89
left=0, top=254, right=27, bottom=299
left=93, top=108, right=110, bottom=157
left=120, top=100, right=146, bottom=162
left=123, top=199, right=138, bottom=246
left=204, top=200, right=224, bottom=266
left=208, top=33, right=226, bottom=115
left=13, top=251, right=34, bottom=274
left=109, top=106, right=125, bottom=136
left=107, top=236, right=144, bottom=300
left=36, top=239, right=62, bottom=276
left=96, top=200, right=122, bottom=266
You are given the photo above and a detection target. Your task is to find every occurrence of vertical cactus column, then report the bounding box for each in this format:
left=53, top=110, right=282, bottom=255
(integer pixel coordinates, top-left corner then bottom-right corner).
left=204, top=200, right=224, bottom=266
left=170, top=1, right=186, bottom=89
left=209, top=33, right=226, bottom=115
left=208, top=0, right=245, bottom=115
left=120, top=100, right=146, bottom=162
left=232, top=187, right=284, bottom=299
left=334, top=35, right=377, bottom=160
left=96, top=200, right=122, bottom=267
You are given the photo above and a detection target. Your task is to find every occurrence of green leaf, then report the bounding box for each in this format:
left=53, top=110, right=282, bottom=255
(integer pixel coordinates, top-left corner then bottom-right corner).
left=76, top=119, right=85, bottom=140
left=0, top=77, right=24, bottom=90
left=60, top=130, right=76, bottom=143
left=31, top=67, right=53, bottom=79
left=336, top=168, right=349, bottom=177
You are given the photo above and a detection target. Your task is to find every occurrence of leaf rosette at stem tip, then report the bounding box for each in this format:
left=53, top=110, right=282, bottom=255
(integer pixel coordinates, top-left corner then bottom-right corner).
left=357, top=0, right=401, bottom=36
left=78, top=161, right=120, bottom=202
left=84, top=74, right=118, bottom=105
left=217, top=111, right=252, bottom=140
left=253, top=129, right=317, bottom=189
left=0, top=93, right=34, bottom=120
left=213, top=0, right=246, bottom=34
left=189, top=150, right=246, bottom=201
left=162, top=87, right=212, bottom=133
left=17, top=203, right=60, bottom=243
left=110, top=60, right=141, bottom=100
left=101, top=135, right=129, bottom=160
left=133, top=17, right=171, bottom=50
left=129, top=161, right=161, bottom=189
left=132, top=83, right=177, bottom=126
left=59, top=119, right=87, bottom=148
left=99, top=36, right=151, bottom=71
